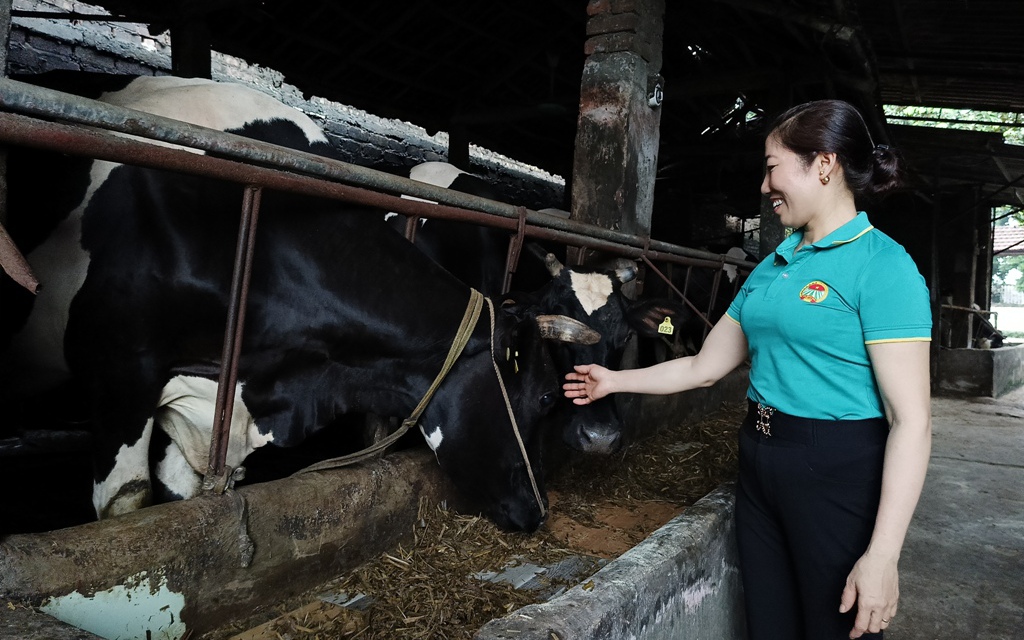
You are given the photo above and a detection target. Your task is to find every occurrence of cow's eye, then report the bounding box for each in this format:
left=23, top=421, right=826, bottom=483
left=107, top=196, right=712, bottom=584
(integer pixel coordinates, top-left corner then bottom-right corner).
left=540, top=391, right=558, bottom=408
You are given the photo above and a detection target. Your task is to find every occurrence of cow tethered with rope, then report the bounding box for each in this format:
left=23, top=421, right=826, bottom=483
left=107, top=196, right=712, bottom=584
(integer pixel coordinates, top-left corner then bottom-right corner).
left=0, top=75, right=599, bottom=532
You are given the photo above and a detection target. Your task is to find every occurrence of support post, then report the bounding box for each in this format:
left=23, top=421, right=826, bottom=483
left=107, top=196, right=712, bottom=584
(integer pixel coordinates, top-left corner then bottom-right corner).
left=569, top=0, right=665, bottom=267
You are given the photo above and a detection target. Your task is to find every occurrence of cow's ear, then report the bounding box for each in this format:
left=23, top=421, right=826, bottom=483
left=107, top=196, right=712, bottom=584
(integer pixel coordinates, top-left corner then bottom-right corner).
left=499, top=293, right=541, bottom=321
left=627, top=298, right=692, bottom=339
left=523, top=242, right=552, bottom=265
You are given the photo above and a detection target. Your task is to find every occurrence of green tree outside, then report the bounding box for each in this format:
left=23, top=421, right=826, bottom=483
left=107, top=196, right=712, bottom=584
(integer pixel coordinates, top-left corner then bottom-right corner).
left=885, top=105, right=1024, bottom=146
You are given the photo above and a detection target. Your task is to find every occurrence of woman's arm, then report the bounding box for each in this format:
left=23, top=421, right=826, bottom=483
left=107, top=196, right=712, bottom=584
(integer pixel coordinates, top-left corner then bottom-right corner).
left=843, top=340, right=932, bottom=638
left=563, top=315, right=749, bottom=404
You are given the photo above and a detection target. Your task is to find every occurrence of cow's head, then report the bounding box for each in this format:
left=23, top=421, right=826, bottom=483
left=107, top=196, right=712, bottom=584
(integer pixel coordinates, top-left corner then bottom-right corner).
left=512, top=249, right=691, bottom=455
left=419, top=301, right=598, bottom=532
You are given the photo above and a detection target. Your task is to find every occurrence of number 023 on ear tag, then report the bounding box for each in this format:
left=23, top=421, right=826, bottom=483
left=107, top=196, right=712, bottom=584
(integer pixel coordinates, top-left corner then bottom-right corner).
left=658, top=317, right=675, bottom=335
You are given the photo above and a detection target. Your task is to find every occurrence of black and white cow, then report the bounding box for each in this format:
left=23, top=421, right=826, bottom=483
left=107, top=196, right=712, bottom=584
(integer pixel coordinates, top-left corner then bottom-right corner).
left=0, top=75, right=598, bottom=532
left=386, top=162, right=513, bottom=296
left=386, top=162, right=692, bottom=454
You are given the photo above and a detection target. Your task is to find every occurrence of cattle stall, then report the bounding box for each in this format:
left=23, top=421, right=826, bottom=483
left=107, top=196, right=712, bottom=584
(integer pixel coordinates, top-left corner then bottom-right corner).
left=0, top=77, right=753, bottom=638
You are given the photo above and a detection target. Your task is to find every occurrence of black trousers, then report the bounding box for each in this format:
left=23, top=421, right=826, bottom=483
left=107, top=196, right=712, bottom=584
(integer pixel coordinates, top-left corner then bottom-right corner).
left=736, top=400, right=888, bottom=640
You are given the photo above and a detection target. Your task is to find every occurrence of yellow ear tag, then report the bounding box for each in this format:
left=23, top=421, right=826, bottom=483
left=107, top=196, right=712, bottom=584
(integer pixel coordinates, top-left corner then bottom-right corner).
left=505, top=347, right=511, bottom=361
left=658, top=317, right=675, bottom=335
left=514, top=350, right=520, bottom=374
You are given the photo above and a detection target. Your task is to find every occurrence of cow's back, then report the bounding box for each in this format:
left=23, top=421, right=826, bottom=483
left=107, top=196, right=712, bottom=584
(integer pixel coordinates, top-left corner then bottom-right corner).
left=0, top=75, right=336, bottom=395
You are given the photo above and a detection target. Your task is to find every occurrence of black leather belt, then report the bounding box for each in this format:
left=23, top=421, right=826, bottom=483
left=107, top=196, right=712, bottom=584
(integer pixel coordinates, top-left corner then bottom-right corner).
left=744, top=399, right=888, bottom=446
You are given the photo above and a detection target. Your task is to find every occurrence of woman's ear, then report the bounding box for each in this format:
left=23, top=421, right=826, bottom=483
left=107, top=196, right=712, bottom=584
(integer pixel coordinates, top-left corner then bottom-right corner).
left=818, top=151, right=837, bottom=182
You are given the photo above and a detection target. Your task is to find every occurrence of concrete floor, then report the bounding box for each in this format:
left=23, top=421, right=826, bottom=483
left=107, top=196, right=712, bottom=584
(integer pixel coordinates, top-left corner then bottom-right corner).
left=889, top=387, right=1024, bottom=640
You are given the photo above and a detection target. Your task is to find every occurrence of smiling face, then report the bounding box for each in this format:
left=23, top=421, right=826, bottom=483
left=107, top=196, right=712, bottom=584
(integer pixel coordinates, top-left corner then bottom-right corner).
left=761, top=134, right=826, bottom=230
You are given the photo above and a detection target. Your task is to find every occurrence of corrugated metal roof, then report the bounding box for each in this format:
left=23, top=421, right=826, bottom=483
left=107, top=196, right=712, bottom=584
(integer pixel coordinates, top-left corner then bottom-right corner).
left=859, top=0, right=1024, bottom=113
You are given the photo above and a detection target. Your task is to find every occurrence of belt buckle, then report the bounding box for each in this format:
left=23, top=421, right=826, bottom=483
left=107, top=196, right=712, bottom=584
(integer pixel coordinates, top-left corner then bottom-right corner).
left=755, top=403, right=775, bottom=436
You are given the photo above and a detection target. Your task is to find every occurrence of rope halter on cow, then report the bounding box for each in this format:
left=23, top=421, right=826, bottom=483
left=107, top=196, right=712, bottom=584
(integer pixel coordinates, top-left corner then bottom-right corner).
left=295, top=289, right=547, bottom=520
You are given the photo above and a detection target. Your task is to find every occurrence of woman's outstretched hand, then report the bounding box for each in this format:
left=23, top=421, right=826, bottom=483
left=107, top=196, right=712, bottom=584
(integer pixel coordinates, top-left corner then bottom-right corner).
left=563, top=364, right=614, bottom=405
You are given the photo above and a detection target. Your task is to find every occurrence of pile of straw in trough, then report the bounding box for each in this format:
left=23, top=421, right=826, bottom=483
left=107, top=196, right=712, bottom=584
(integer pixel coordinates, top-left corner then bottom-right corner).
left=224, top=401, right=744, bottom=640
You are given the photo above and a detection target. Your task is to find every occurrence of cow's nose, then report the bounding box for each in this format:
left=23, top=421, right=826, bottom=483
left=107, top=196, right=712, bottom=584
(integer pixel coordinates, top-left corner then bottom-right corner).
left=495, top=495, right=548, bottom=533
left=577, top=423, right=622, bottom=454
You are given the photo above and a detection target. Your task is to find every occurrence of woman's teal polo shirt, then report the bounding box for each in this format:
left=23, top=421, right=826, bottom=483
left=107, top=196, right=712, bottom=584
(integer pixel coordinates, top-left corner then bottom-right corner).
left=726, top=212, right=931, bottom=420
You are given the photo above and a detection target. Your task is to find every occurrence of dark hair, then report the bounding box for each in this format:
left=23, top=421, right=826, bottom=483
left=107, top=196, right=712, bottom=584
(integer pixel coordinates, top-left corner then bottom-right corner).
left=770, top=99, right=903, bottom=198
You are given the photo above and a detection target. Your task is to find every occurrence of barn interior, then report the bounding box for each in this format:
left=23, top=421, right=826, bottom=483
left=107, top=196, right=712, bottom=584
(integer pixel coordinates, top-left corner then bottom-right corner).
left=0, top=0, right=1022, bottom=515
left=3, top=0, right=1023, bottom=325
left=1, top=0, right=1023, bottom=521
left=1, top=2, right=1023, bottom=637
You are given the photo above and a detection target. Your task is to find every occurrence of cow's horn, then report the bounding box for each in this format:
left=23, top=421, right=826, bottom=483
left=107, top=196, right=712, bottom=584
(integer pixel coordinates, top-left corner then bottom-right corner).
left=615, top=264, right=638, bottom=283
left=536, top=315, right=601, bottom=345
left=544, top=253, right=564, bottom=276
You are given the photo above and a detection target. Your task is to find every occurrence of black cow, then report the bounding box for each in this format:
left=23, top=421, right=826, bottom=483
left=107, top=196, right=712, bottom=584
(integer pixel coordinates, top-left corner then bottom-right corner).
left=637, top=245, right=756, bottom=363
left=0, top=75, right=598, bottom=532
left=388, top=162, right=691, bottom=454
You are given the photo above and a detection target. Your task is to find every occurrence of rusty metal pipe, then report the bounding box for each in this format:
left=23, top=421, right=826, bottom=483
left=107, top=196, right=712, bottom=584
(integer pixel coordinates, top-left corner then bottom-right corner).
left=0, top=79, right=753, bottom=270
left=205, top=186, right=262, bottom=488
left=0, top=112, right=751, bottom=274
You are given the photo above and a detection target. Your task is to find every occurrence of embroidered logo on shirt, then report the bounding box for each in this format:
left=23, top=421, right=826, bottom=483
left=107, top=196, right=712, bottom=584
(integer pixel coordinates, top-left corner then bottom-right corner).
left=799, top=281, right=829, bottom=303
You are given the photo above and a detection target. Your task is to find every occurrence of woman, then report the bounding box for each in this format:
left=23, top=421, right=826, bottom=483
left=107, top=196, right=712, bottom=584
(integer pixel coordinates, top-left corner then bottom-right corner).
left=564, top=100, right=932, bottom=640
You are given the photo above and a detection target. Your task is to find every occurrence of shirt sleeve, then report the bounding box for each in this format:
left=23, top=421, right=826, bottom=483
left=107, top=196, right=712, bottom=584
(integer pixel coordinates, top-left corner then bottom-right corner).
left=725, top=286, right=747, bottom=325
left=859, top=245, right=932, bottom=344
left=726, top=257, right=770, bottom=325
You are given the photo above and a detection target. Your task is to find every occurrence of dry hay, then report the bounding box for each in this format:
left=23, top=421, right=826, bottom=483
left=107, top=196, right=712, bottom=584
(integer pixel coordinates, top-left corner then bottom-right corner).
left=222, top=401, right=744, bottom=640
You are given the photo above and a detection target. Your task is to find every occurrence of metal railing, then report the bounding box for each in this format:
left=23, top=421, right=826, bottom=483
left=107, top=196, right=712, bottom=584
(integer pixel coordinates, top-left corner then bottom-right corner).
left=0, top=76, right=757, bottom=489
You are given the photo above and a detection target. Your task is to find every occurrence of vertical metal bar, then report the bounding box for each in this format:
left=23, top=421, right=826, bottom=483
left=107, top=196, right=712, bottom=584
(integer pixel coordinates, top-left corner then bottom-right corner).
left=705, top=266, right=724, bottom=340
left=641, top=256, right=713, bottom=330
left=404, top=214, right=418, bottom=242
left=502, top=206, right=529, bottom=294
left=205, top=185, right=262, bottom=488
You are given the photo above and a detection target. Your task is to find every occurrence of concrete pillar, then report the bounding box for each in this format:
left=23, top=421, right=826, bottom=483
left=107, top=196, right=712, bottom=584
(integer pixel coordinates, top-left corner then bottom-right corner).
left=569, top=0, right=665, bottom=266
left=975, top=199, right=993, bottom=312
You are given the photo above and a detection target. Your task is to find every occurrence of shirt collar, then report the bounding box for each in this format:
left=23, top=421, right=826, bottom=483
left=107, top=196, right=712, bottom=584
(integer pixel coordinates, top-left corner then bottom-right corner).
left=775, top=212, right=874, bottom=263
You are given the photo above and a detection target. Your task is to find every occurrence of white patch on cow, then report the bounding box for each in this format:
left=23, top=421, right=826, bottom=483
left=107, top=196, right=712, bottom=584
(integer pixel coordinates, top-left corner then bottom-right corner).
left=569, top=271, right=614, bottom=316
left=419, top=423, right=445, bottom=453
left=6, top=160, right=120, bottom=393
left=155, top=441, right=203, bottom=500
left=723, top=247, right=748, bottom=283
left=101, top=76, right=328, bottom=150
left=41, top=570, right=187, bottom=640
left=6, top=76, right=329, bottom=395
left=386, top=162, right=466, bottom=223
left=156, top=375, right=272, bottom=475
left=92, top=418, right=155, bottom=517
left=409, top=162, right=463, bottom=189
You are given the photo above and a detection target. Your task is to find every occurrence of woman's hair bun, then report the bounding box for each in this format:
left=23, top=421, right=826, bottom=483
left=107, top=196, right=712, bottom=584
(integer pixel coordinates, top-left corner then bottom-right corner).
left=871, top=143, right=904, bottom=196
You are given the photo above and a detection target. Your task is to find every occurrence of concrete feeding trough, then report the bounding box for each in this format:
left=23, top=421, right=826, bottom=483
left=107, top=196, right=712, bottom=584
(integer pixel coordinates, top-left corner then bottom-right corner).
left=935, top=344, right=1024, bottom=397
left=1, top=378, right=749, bottom=640
left=476, top=483, right=743, bottom=640
left=0, top=456, right=744, bottom=640
left=0, top=451, right=453, bottom=639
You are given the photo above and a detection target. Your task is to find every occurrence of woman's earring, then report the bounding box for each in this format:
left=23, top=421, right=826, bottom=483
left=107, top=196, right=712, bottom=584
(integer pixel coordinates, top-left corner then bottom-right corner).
left=819, top=172, right=830, bottom=185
